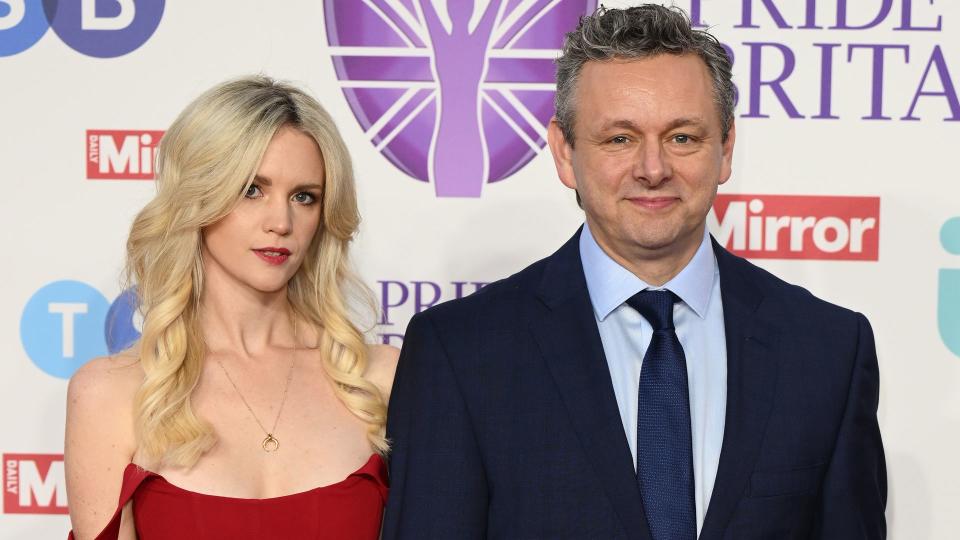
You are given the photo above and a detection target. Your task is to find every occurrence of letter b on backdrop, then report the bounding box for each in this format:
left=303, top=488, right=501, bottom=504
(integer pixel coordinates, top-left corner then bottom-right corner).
left=0, top=0, right=163, bottom=57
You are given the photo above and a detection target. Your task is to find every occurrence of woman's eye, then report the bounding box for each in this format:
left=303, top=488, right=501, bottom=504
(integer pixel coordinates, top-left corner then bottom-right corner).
left=293, top=192, right=316, bottom=204
left=244, top=184, right=262, bottom=198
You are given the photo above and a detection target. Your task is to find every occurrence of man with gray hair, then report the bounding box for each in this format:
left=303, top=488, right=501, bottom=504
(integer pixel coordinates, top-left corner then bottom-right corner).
left=384, top=5, right=886, bottom=539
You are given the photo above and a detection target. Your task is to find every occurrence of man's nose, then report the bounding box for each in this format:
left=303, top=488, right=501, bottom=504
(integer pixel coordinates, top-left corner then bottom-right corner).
left=631, top=141, right=672, bottom=187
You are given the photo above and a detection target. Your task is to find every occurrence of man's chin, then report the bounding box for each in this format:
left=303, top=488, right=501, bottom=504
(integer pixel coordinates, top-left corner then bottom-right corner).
left=625, top=230, right=681, bottom=253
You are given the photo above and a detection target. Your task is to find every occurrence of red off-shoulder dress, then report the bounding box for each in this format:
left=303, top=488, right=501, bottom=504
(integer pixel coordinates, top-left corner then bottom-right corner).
left=68, top=454, right=387, bottom=540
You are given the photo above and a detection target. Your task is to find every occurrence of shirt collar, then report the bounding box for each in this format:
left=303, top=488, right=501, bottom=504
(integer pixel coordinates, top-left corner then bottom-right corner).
left=579, top=222, right=716, bottom=321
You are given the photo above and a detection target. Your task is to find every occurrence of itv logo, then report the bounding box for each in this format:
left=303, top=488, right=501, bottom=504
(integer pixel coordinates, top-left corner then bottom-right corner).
left=940, top=217, right=960, bottom=357
left=86, top=130, right=163, bottom=180
left=3, top=454, right=67, bottom=515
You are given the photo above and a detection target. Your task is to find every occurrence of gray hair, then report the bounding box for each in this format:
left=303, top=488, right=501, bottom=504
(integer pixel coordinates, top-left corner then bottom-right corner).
left=554, top=4, right=735, bottom=146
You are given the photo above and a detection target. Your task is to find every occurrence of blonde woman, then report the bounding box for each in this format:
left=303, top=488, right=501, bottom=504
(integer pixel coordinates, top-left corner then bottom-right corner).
left=65, top=76, right=398, bottom=540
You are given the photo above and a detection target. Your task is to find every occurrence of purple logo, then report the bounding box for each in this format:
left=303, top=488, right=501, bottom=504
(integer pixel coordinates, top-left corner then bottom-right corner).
left=325, top=0, right=596, bottom=198
left=41, top=0, right=164, bottom=58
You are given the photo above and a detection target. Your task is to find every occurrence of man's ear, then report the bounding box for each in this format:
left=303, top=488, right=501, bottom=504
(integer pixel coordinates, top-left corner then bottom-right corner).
left=547, top=118, right=577, bottom=191
left=718, top=120, right=736, bottom=186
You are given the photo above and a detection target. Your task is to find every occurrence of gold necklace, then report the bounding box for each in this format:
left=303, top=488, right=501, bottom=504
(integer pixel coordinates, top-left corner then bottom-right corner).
left=215, top=319, right=298, bottom=453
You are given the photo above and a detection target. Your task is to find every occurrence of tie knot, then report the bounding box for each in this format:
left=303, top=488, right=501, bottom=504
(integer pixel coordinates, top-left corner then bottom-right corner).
left=626, top=289, right=678, bottom=331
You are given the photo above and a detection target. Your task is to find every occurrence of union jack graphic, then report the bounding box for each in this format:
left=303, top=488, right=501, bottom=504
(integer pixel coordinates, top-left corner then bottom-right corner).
left=324, top=0, right=596, bottom=197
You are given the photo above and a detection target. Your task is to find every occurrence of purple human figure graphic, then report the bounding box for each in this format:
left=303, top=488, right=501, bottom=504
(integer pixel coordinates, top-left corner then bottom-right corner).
left=420, top=0, right=503, bottom=197
left=325, top=0, right=597, bottom=198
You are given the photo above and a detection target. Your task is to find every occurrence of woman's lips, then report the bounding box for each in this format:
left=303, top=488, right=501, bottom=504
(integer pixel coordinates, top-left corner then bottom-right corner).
left=252, top=248, right=290, bottom=265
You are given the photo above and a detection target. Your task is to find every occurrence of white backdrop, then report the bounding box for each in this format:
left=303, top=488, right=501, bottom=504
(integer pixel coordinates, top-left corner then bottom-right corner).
left=1, top=1, right=958, bottom=538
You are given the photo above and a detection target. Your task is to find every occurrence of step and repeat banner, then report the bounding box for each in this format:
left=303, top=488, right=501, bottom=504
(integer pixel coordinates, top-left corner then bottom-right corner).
left=1, top=0, right=958, bottom=538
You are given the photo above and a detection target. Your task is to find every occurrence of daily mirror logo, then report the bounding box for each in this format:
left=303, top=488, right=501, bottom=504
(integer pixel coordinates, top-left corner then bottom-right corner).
left=324, top=0, right=596, bottom=198
left=3, top=454, right=67, bottom=514
left=710, top=194, right=881, bottom=260
left=86, top=130, right=163, bottom=180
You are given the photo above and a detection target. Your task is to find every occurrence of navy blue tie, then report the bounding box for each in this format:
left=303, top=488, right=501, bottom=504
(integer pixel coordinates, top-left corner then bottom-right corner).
left=627, top=290, right=696, bottom=540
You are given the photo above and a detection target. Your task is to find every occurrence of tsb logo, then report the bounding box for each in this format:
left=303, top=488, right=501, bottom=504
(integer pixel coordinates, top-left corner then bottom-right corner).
left=20, top=281, right=141, bottom=379
left=3, top=454, right=67, bottom=515
left=709, top=194, right=880, bottom=261
left=87, top=130, right=163, bottom=180
left=0, top=0, right=164, bottom=58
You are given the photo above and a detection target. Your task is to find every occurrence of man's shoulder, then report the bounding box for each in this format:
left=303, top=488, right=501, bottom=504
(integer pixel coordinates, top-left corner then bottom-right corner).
left=421, top=252, right=552, bottom=324
left=398, top=250, right=558, bottom=357
left=718, top=244, right=863, bottom=324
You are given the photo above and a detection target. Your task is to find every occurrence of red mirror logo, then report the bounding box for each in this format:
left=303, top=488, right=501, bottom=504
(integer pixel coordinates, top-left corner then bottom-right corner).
left=86, top=130, right=163, bottom=180
left=4, top=454, right=68, bottom=514
left=710, top=194, right=880, bottom=260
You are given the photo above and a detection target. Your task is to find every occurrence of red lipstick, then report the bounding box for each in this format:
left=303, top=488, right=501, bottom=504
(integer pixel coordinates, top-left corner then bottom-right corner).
left=252, top=247, right=291, bottom=265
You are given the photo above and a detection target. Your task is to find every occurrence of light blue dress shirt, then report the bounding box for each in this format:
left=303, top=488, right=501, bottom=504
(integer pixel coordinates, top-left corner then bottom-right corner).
left=579, top=222, right=727, bottom=535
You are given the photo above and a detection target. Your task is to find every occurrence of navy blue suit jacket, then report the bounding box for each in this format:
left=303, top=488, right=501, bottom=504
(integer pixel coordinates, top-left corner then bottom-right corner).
left=383, top=230, right=886, bottom=539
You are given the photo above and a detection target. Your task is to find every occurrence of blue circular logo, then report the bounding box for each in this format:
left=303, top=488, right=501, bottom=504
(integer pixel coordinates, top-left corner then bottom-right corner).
left=20, top=280, right=109, bottom=379
left=43, top=0, right=164, bottom=58
left=105, top=287, right=141, bottom=354
left=0, top=0, right=50, bottom=57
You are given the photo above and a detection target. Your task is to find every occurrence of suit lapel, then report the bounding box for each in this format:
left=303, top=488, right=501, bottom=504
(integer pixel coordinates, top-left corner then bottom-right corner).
left=530, top=230, right=651, bottom=540
left=700, top=239, right=779, bottom=538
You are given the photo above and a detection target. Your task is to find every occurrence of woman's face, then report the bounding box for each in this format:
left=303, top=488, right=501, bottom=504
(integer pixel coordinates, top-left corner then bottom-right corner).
left=202, top=126, right=325, bottom=295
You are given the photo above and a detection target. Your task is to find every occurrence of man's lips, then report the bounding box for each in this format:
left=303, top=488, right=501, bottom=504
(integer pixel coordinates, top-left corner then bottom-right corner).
left=627, top=196, right=679, bottom=210
left=252, top=247, right=291, bottom=265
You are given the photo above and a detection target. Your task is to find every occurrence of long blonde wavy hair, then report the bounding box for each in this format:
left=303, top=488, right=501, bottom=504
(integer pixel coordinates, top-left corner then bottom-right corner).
left=126, top=75, right=386, bottom=468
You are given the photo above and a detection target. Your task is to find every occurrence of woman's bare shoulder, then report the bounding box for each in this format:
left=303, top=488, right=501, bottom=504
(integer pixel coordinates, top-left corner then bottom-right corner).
left=67, top=350, right=143, bottom=449
left=65, top=351, right=143, bottom=539
left=68, top=350, right=143, bottom=405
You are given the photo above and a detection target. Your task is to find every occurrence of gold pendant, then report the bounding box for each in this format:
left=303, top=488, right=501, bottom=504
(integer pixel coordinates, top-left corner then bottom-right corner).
left=262, top=434, right=280, bottom=452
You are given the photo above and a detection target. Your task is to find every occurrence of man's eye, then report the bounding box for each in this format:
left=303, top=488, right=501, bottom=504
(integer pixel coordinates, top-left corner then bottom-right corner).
left=244, top=184, right=262, bottom=198
left=673, top=134, right=691, bottom=144
left=610, top=136, right=630, bottom=144
left=293, top=192, right=316, bottom=204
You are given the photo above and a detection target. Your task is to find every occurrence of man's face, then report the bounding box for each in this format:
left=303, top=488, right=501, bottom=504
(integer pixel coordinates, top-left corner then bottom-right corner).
left=548, top=54, right=735, bottom=269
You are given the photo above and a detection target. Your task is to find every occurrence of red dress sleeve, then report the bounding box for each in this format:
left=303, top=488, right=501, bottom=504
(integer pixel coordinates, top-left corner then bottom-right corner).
left=68, top=464, right=158, bottom=540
